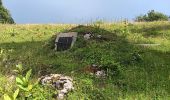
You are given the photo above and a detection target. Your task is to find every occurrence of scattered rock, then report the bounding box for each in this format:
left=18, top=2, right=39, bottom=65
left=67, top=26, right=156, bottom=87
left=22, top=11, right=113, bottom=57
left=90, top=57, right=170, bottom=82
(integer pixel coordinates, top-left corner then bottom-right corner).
left=97, top=35, right=102, bottom=38
left=84, top=33, right=93, bottom=40
left=92, top=64, right=98, bottom=67
left=95, top=70, right=106, bottom=77
left=135, top=43, right=160, bottom=47
left=83, top=64, right=100, bottom=75
left=39, top=74, right=74, bottom=100
left=83, top=65, right=106, bottom=78
left=58, top=93, right=65, bottom=100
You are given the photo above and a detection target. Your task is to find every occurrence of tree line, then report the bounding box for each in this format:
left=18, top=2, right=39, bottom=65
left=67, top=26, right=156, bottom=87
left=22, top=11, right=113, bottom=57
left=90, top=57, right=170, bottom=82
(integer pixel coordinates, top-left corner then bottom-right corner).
left=0, top=0, right=14, bottom=24
left=135, top=10, right=169, bottom=22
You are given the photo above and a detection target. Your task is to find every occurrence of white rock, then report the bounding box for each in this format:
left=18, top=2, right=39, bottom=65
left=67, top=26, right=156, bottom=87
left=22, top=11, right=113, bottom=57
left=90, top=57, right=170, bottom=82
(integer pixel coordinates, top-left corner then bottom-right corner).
left=60, top=89, right=68, bottom=94
left=53, top=81, right=63, bottom=89
left=60, top=76, right=73, bottom=81
left=96, top=70, right=106, bottom=77
left=41, top=77, right=52, bottom=85
left=92, top=64, right=97, bottom=67
left=58, top=93, right=65, bottom=100
left=84, top=33, right=91, bottom=40
left=40, top=74, right=74, bottom=99
left=97, top=35, right=102, bottom=38
left=51, top=74, right=61, bottom=78
left=63, top=80, right=74, bottom=91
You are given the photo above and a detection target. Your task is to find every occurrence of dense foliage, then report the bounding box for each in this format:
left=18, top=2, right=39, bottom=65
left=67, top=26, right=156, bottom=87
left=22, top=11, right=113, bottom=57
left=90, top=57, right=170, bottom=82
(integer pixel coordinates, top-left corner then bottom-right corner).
left=136, top=10, right=169, bottom=22
left=0, top=0, right=14, bottom=24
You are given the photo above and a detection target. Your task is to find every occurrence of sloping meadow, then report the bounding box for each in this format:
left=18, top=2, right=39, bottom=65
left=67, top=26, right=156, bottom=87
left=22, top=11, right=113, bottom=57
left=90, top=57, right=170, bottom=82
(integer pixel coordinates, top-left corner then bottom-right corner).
left=0, top=22, right=170, bottom=99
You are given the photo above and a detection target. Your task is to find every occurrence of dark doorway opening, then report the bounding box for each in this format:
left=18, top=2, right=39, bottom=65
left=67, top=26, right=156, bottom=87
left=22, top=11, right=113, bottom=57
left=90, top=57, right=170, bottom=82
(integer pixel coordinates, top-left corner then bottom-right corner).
left=57, top=37, right=73, bottom=51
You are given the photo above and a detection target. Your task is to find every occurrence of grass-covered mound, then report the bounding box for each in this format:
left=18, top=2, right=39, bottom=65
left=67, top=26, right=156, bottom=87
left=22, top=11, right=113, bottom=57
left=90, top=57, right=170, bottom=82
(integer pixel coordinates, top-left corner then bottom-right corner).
left=0, top=22, right=170, bottom=99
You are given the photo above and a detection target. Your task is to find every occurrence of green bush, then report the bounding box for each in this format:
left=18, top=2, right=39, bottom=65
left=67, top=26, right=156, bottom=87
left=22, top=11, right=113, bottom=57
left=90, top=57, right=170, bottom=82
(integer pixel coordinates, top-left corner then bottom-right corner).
left=136, top=10, right=169, bottom=22
left=2, top=64, right=56, bottom=100
left=0, top=0, right=14, bottom=24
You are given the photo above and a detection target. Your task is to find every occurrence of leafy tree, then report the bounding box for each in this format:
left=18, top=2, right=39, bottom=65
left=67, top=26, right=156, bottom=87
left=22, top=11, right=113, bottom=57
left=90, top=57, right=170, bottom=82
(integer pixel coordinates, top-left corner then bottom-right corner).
left=0, top=0, right=2, bottom=5
left=136, top=10, right=169, bottom=22
left=0, top=0, right=14, bottom=24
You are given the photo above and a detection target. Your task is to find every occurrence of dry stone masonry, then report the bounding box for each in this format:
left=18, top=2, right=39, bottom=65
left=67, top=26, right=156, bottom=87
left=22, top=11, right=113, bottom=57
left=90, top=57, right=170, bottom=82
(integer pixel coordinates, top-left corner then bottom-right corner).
left=39, top=74, right=74, bottom=100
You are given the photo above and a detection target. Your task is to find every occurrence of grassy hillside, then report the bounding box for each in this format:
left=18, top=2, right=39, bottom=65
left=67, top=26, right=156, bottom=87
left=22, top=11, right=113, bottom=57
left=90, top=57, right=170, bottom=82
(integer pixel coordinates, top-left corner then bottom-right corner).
left=0, top=22, right=170, bottom=99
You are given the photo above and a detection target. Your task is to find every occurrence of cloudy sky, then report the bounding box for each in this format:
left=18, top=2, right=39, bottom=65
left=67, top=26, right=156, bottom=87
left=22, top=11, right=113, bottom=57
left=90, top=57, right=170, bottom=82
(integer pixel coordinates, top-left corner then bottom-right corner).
left=3, top=0, right=170, bottom=24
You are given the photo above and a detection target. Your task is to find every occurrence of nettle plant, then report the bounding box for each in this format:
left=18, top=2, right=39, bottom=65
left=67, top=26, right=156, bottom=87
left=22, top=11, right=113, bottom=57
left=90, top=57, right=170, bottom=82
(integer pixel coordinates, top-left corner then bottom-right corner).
left=14, top=64, right=33, bottom=93
left=3, top=89, right=19, bottom=100
left=3, top=64, right=34, bottom=100
left=4, top=64, right=56, bottom=100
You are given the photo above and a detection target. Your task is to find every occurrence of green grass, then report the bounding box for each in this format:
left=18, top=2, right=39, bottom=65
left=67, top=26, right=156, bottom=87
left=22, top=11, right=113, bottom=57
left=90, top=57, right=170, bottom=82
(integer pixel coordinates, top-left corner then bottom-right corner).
left=0, top=21, right=170, bottom=99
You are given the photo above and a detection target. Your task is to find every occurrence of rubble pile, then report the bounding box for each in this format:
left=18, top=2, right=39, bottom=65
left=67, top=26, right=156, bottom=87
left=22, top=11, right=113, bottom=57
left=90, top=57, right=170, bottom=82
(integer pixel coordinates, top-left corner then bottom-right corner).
left=39, top=74, right=74, bottom=100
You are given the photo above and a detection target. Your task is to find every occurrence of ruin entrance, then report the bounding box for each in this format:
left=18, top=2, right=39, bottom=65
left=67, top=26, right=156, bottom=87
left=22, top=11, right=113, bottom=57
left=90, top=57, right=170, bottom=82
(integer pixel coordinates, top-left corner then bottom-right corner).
left=55, top=32, right=78, bottom=51
left=57, top=37, right=73, bottom=51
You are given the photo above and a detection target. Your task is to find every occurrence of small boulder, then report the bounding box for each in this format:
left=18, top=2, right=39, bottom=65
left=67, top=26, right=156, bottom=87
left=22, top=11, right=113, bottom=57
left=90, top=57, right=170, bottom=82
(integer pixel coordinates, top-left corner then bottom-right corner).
left=96, top=70, right=106, bottom=77
left=84, top=33, right=92, bottom=40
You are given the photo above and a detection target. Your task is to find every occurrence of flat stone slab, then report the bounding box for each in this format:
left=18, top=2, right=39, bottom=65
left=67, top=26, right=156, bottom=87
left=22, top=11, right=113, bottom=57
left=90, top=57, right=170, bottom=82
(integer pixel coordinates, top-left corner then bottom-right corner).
left=135, top=43, right=160, bottom=47
left=55, top=32, right=78, bottom=51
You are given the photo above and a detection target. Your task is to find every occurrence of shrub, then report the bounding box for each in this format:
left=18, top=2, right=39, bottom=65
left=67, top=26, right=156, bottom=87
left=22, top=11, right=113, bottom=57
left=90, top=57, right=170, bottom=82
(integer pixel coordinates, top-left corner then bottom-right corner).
left=3, top=64, right=56, bottom=100
left=0, top=0, right=14, bottom=24
left=135, top=10, right=169, bottom=22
